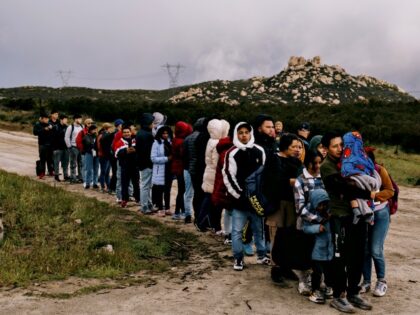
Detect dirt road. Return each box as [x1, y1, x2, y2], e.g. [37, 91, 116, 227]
[0, 130, 419, 314]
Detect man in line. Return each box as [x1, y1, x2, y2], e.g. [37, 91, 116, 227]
[51, 114, 69, 182]
[33, 112, 54, 179]
[65, 114, 84, 183]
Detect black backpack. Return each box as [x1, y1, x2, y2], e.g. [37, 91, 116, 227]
[245, 165, 275, 217]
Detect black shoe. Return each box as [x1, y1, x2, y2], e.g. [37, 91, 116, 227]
[271, 266, 285, 285]
[184, 215, 192, 224]
[347, 294, 373, 310]
[54, 175, 61, 182]
[64, 177, 71, 182]
[92, 184, 99, 189]
[85, 185, 90, 189]
[78, 178, 83, 183]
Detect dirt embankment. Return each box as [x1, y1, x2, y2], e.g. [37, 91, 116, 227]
[0, 130, 419, 315]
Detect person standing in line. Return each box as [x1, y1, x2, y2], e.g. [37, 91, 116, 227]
[97, 123, 113, 192]
[65, 114, 84, 183]
[171, 121, 193, 220]
[223, 122, 269, 271]
[136, 113, 155, 214]
[108, 119, 123, 195]
[33, 112, 54, 179]
[76, 118, 94, 185]
[51, 114, 69, 182]
[82, 124, 99, 189]
[48, 109, 60, 175]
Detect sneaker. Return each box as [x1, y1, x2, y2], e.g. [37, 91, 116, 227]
[372, 280, 387, 297]
[116, 198, 122, 204]
[347, 294, 373, 310]
[298, 281, 312, 296]
[243, 242, 254, 256]
[309, 290, 326, 304]
[141, 209, 153, 215]
[224, 234, 232, 245]
[256, 255, 270, 265]
[324, 286, 333, 299]
[184, 215, 192, 224]
[165, 210, 172, 216]
[92, 184, 99, 189]
[77, 178, 83, 183]
[54, 175, 61, 182]
[85, 185, 90, 189]
[39, 173, 45, 179]
[360, 282, 371, 294]
[215, 230, 225, 236]
[157, 210, 166, 217]
[330, 297, 356, 313]
[172, 214, 181, 220]
[233, 258, 244, 271]
[180, 213, 186, 220]
[121, 200, 128, 208]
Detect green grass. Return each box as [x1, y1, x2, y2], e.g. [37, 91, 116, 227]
[373, 145, 420, 185]
[0, 170, 200, 287]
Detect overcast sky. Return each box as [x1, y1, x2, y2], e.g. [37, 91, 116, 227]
[1, 0, 419, 96]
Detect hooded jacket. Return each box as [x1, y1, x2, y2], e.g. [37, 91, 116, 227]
[171, 121, 193, 176]
[151, 126, 172, 186]
[33, 121, 54, 146]
[222, 122, 265, 210]
[302, 189, 334, 261]
[183, 117, 207, 176]
[136, 113, 155, 170]
[115, 136, 137, 168]
[211, 136, 234, 208]
[202, 119, 230, 193]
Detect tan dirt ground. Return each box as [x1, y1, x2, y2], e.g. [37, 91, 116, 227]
[0, 130, 419, 315]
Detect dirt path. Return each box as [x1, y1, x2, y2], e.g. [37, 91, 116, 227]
[0, 130, 419, 315]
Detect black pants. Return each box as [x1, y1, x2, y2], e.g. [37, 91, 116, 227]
[312, 260, 334, 291]
[109, 156, 118, 191]
[38, 145, 54, 175]
[152, 179, 172, 210]
[191, 173, 205, 222]
[330, 216, 367, 298]
[175, 174, 185, 214]
[121, 165, 140, 202]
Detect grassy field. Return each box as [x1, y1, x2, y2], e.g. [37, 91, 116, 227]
[374, 145, 420, 185]
[0, 170, 201, 287]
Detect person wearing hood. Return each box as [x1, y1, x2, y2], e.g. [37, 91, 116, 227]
[254, 114, 277, 155]
[151, 125, 173, 216]
[197, 119, 230, 231]
[171, 121, 193, 220]
[302, 189, 334, 305]
[309, 135, 327, 159]
[183, 117, 210, 224]
[136, 113, 155, 214]
[222, 122, 269, 271]
[152, 112, 167, 137]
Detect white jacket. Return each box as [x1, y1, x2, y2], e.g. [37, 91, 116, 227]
[202, 119, 230, 193]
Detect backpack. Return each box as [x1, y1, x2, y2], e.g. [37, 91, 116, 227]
[375, 164, 399, 215]
[388, 174, 399, 215]
[245, 165, 275, 217]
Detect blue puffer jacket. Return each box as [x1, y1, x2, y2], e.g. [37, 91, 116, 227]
[302, 189, 334, 261]
[151, 140, 169, 185]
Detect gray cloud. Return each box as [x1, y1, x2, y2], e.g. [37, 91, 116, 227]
[1, 0, 419, 96]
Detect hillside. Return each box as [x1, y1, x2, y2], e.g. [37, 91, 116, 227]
[169, 56, 415, 105]
[0, 56, 415, 106]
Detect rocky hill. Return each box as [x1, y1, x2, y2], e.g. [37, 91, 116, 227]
[169, 56, 415, 106]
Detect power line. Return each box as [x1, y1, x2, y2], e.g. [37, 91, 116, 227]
[161, 63, 185, 89]
[56, 70, 73, 87]
[72, 71, 164, 81]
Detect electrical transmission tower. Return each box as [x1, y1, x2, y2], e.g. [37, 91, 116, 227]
[56, 70, 73, 87]
[161, 63, 185, 89]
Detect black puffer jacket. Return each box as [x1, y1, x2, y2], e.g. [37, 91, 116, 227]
[183, 117, 207, 176]
[136, 126, 154, 170]
[51, 123, 68, 150]
[33, 121, 53, 146]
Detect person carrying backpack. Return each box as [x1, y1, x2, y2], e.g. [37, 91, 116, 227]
[360, 147, 395, 297]
[64, 114, 84, 183]
[222, 122, 269, 271]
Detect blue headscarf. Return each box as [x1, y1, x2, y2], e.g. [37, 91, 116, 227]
[341, 131, 374, 177]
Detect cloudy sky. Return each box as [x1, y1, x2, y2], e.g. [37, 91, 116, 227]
[1, 0, 419, 96]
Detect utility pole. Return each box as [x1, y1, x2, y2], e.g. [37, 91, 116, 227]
[161, 63, 185, 89]
[56, 70, 73, 87]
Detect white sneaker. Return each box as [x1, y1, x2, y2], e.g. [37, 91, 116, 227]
[373, 280, 387, 297]
[360, 282, 371, 294]
[298, 281, 312, 296]
[233, 259, 244, 271]
[256, 255, 270, 265]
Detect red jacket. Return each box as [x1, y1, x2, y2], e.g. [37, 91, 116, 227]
[211, 136, 234, 209]
[171, 121, 193, 176]
[76, 126, 88, 153]
[112, 130, 123, 154]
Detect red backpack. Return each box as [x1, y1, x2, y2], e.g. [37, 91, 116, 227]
[375, 164, 399, 215]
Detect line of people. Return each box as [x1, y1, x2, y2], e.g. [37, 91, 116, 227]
[33, 110, 395, 313]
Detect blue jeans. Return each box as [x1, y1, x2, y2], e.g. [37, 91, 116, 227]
[81, 154, 86, 183]
[140, 168, 153, 212]
[224, 209, 233, 234]
[363, 205, 390, 282]
[183, 170, 194, 217]
[69, 147, 82, 180]
[53, 149, 69, 178]
[232, 208, 266, 260]
[84, 153, 99, 186]
[99, 157, 111, 189]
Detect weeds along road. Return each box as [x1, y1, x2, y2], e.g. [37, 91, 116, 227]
[0, 129, 420, 315]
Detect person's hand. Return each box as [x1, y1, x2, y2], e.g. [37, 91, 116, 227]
[319, 225, 325, 233]
[167, 155, 173, 161]
[370, 191, 376, 199]
[127, 147, 135, 154]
